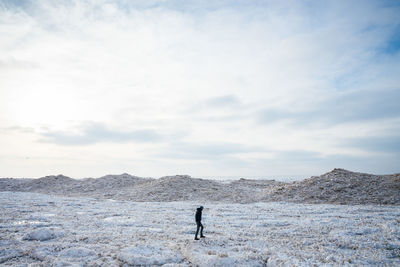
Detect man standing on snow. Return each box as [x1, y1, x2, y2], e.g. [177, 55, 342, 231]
[195, 206, 205, 240]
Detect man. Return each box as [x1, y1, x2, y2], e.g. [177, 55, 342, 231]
[195, 206, 205, 240]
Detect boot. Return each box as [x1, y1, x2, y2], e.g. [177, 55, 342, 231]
[195, 237, 200, 240]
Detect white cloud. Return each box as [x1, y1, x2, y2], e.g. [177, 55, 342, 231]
[0, 0, 399, 177]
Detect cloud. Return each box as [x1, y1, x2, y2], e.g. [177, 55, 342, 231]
[203, 95, 240, 107]
[343, 135, 400, 154]
[381, 23, 400, 55]
[0, 126, 34, 134]
[40, 123, 164, 145]
[257, 87, 400, 126]
[186, 94, 247, 122]
[159, 141, 264, 160]
[0, 58, 37, 69]
[0, 0, 400, 177]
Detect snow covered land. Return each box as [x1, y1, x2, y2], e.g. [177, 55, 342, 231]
[1, 169, 399, 266]
[1, 169, 399, 205]
[1, 192, 399, 266]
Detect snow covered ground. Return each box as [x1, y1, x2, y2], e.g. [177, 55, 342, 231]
[1, 192, 399, 266]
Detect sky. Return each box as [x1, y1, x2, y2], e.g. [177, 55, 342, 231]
[0, 0, 400, 179]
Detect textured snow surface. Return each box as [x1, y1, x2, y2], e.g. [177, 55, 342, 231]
[1, 169, 399, 204]
[1, 192, 399, 266]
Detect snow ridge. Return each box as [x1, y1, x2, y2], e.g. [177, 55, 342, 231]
[1, 169, 399, 204]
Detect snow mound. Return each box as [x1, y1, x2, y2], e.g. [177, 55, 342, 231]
[262, 168, 400, 204]
[118, 245, 183, 265]
[1, 169, 399, 204]
[23, 228, 57, 241]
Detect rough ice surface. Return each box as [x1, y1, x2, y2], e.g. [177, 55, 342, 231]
[1, 192, 399, 266]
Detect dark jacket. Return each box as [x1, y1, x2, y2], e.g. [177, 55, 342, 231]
[195, 208, 202, 222]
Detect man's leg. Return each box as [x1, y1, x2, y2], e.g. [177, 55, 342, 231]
[200, 222, 205, 237]
[195, 222, 200, 240]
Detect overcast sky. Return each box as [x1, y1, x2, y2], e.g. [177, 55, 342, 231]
[1, 0, 399, 179]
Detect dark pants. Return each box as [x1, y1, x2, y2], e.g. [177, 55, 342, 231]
[195, 221, 203, 238]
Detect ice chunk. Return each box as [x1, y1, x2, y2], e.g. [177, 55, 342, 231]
[0, 248, 23, 264]
[31, 246, 55, 261]
[23, 228, 56, 241]
[53, 261, 83, 267]
[118, 245, 183, 265]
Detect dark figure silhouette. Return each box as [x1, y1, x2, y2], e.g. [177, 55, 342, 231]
[195, 206, 205, 240]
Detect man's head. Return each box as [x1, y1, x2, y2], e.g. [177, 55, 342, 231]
[199, 206, 204, 210]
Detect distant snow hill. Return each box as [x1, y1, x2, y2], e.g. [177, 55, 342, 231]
[1, 169, 399, 205]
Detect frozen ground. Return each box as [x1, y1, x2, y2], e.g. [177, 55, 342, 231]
[1, 192, 399, 266]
